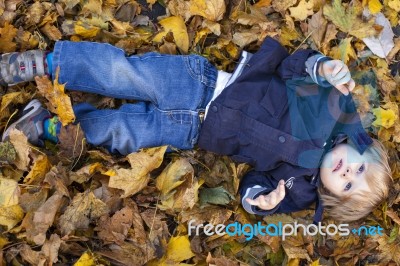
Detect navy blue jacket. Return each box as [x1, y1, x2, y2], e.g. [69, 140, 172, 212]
[198, 37, 372, 222]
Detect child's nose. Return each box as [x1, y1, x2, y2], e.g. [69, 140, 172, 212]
[341, 167, 352, 178]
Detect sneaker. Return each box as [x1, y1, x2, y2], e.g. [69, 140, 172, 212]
[0, 50, 47, 86]
[2, 99, 51, 146]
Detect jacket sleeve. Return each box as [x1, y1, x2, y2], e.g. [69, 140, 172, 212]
[239, 170, 282, 215]
[276, 49, 333, 83]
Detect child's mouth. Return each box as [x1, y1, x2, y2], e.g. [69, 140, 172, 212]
[333, 159, 342, 172]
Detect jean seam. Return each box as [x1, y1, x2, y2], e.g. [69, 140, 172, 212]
[76, 109, 155, 121]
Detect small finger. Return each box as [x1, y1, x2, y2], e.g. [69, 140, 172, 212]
[245, 198, 259, 206]
[332, 62, 344, 77]
[336, 71, 351, 85]
[347, 79, 356, 91]
[335, 84, 349, 96]
[278, 181, 286, 200]
[269, 191, 277, 206]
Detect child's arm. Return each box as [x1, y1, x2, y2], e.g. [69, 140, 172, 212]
[277, 49, 355, 95]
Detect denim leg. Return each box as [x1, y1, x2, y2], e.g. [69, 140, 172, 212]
[73, 102, 202, 154]
[53, 41, 218, 154]
[52, 41, 216, 110]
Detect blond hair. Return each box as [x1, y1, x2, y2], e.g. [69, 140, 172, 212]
[318, 138, 393, 222]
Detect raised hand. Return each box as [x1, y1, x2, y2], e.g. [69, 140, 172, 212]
[245, 180, 286, 211]
[319, 60, 355, 96]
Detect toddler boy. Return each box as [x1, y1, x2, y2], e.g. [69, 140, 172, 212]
[1, 37, 392, 223]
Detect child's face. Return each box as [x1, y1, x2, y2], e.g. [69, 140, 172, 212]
[320, 143, 371, 197]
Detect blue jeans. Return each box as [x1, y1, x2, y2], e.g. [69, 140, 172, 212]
[52, 41, 217, 154]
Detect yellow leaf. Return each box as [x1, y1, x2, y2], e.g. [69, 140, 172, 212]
[0, 236, 9, 249]
[165, 235, 195, 262]
[24, 155, 51, 185]
[323, 0, 376, 39]
[74, 251, 96, 266]
[368, 0, 382, 14]
[0, 177, 19, 207]
[193, 28, 211, 46]
[289, 0, 314, 21]
[9, 129, 31, 171]
[310, 259, 320, 266]
[110, 19, 134, 37]
[0, 204, 24, 230]
[190, 0, 226, 21]
[0, 22, 17, 52]
[156, 158, 193, 196]
[74, 20, 100, 38]
[109, 146, 167, 197]
[280, 25, 300, 46]
[35, 68, 75, 126]
[153, 16, 189, 53]
[388, 0, 400, 12]
[329, 37, 356, 64]
[0, 92, 27, 113]
[372, 105, 398, 129]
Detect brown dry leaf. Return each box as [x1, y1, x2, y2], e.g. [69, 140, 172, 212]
[19, 188, 48, 213]
[43, 165, 70, 197]
[0, 22, 17, 52]
[96, 205, 133, 245]
[0, 177, 19, 207]
[272, 0, 297, 13]
[375, 234, 400, 264]
[110, 19, 134, 37]
[179, 205, 233, 226]
[321, 23, 338, 54]
[190, 0, 225, 22]
[41, 234, 62, 266]
[25, 1, 44, 26]
[167, 0, 191, 21]
[323, 0, 376, 39]
[58, 123, 87, 160]
[35, 69, 75, 126]
[234, 5, 271, 30]
[9, 129, 31, 171]
[308, 9, 327, 48]
[282, 242, 311, 261]
[19, 244, 46, 266]
[40, 23, 62, 41]
[206, 252, 240, 266]
[16, 29, 40, 50]
[70, 162, 105, 184]
[24, 154, 51, 185]
[58, 190, 109, 236]
[232, 28, 260, 48]
[289, 0, 314, 21]
[108, 146, 167, 197]
[26, 192, 64, 245]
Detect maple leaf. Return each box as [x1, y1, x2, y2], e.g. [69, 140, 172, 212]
[0, 22, 17, 52]
[35, 68, 75, 126]
[272, 0, 297, 13]
[23, 154, 51, 185]
[323, 0, 376, 39]
[329, 37, 357, 64]
[372, 103, 398, 129]
[190, 0, 226, 22]
[289, 0, 314, 21]
[108, 146, 167, 197]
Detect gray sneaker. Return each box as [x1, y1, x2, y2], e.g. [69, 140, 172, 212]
[0, 50, 47, 86]
[2, 99, 50, 146]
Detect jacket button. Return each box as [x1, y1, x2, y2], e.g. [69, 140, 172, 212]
[212, 106, 218, 112]
[278, 136, 286, 143]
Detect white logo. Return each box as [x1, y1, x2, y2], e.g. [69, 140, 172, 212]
[285, 177, 295, 189]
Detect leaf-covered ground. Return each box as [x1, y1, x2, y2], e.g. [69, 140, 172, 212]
[0, 0, 400, 265]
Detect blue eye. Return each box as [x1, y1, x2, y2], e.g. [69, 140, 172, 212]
[344, 182, 352, 191]
[357, 164, 365, 174]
